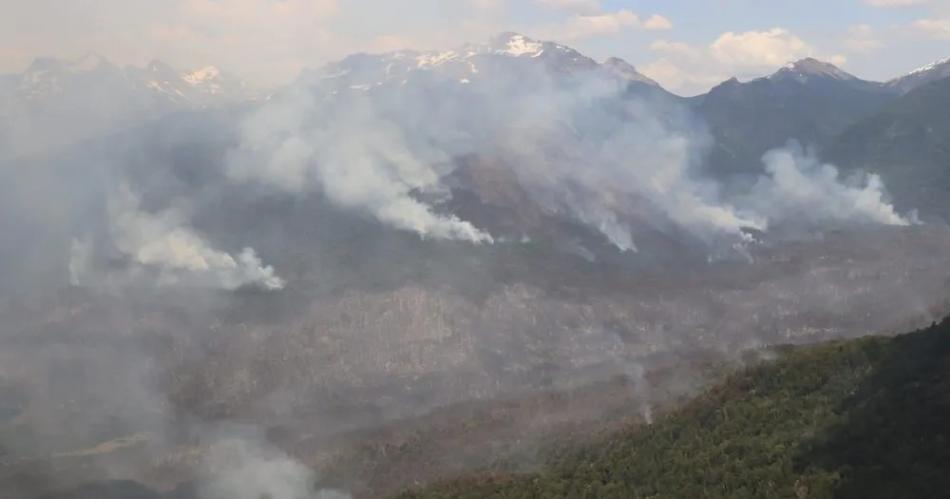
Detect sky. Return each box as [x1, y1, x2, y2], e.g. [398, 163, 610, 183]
[1, 0, 948, 95]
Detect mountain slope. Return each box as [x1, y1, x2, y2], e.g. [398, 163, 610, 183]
[827, 74, 950, 221]
[696, 58, 895, 178]
[886, 57, 950, 95]
[401, 318, 950, 499]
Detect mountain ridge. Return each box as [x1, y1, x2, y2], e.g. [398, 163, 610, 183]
[886, 57, 950, 95]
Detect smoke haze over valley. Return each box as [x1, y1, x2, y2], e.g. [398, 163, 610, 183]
[3, 3, 950, 497]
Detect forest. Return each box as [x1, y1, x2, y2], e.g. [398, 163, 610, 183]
[401, 318, 950, 498]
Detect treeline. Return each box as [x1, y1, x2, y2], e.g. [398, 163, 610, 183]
[399, 319, 950, 498]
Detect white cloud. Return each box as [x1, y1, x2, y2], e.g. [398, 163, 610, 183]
[469, 0, 506, 11]
[536, 0, 601, 15]
[844, 24, 884, 52]
[642, 40, 726, 92]
[710, 28, 811, 68]
[559, 9, 641, 39]
[650, 40, 701, 59]
[866, 0, 931, 7]
[533, 0, 671, 40]
[640, 58, 727, 97]
[149, 0, 340, 86]
[642, 28, 849, 95]
[644, 14, 673, 30]
[912, 17, 950, 39]
[538, 9, 671, 41]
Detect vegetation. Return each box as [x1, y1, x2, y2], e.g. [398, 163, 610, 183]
[400, 319, 950, 498]
[829, 75, 950, 220]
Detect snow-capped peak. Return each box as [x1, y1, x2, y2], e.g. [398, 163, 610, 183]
[492, 32, 545, 57]
[906, 57, 950, 77]
[303, 33, 614, 93]
[183, 66, 222, 86]
[415, 50, 461, 68]
[69, 52, 109, 72]
[771, 58, 856, 82]
[886, 56, 950, 94]
[133, 60, 250, 103]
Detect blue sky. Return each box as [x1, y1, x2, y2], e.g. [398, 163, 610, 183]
[1, 0, 948, 95]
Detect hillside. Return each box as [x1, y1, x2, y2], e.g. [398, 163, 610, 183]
[828, 75, 950, 221]
[400, 318, 950, 498]
[696, 59, 894, 179]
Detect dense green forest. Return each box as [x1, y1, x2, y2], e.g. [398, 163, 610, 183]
[400, 319, 950, 499]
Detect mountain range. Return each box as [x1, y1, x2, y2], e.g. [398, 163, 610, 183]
[0, 53, 253, 156]
[4, 33, 949, 216]
[2, 32, 950, 499]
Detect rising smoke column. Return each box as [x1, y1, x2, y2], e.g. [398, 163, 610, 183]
[741, 142, 913, 228]
[71, 185, 285, 290]
[491, 73, 763, 250]
[227, 87, 492, 244]
[200, 433, 350, 499]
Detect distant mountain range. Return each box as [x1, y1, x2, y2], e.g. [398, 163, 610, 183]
[299, 33, 662, 90]
[0, 54, 253, 156]
[5, 32, 950, 246]
[4, 33, 947, 169]
[290, 33, 950, 220]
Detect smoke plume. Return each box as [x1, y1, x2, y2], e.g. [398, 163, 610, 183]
[72, 185, 286, 290]
[227, 88, 493, 243]
[200, 434, 350, 499]
[226, 50, 912, 255]
[743, 143, 913, 228]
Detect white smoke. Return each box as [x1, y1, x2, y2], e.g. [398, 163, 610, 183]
[496, 77, 762, 251]
[200, 436, 350, 499]
[228, 89, 493, 244]
[743, 143, 913, 228]
[100, 185, 285, 290]
[226, 45, 911, 253]
[490, 84, 911, 248]
[68, 237, 93, 286]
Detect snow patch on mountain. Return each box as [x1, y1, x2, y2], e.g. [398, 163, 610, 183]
[495, 33, 544, 57]
[303, 32, 656, 94]
[887, 56, 950, 94]
[70, 53, 109, 72]
[907, 57, 950, 76]
[770, 58, 857, 83]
